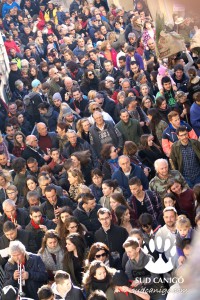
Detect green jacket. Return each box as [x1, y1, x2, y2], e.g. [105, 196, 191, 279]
[170, 139, 200, 173]
[115, 119, 142, 145]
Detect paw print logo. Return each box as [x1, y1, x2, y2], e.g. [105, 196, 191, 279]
[143, 236, 176, 274]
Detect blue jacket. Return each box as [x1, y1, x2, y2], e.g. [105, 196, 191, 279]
[2, 2, 20, 17]
[190, 102, 200, 137]
[162, 121, 193, 143]
[4, 253, 48, 300]
[112, 163, 149, 198]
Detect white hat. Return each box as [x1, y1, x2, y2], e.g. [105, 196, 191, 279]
[175, 17, 185, 25]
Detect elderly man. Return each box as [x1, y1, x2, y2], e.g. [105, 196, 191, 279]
[62, 130, 98, 167]
[36, 122, 59, 153]
[4, 240, 48, 300]
[112, 155, 149, 198]
[0, 199, 30, 236]
[22, 135, 50, 166]
[149, 158, 188, 199]
[89, 111, 123, 157]
[60, 76, 78, 101]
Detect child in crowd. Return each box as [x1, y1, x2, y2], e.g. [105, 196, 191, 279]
[176, 215, 193, 266]
[157, 65, 177, 94]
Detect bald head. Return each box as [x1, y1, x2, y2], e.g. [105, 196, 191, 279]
[36, 123, 48, 136]
[26, 135, 38, 147]
[64, 76, 73, 90]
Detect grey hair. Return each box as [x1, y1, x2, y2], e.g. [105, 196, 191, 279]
[27, 190, 40, 201]
[121, 78, 130, 85]
[2, 199, 15, 210]
[118, 155, 130, 163]
[154, 159, 168, 172]
[9, 240, 26, 255]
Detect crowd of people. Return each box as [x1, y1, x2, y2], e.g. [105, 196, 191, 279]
[0, 0, 199, 299]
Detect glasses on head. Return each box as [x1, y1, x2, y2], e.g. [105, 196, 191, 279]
[111, 148, 117, 152]
[88, 72, 94, 76]
[95, 252, 107, 258]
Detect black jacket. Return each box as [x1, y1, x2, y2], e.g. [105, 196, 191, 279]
[22, 146, 46, 167]
[73, 202, 101, 233]
[25, 218, 56, 251]
[0, 229, 36, 267]
[53, 283, 85, 300]
[40, 196, 76, 220]
[4, 253, 48, 300]
[95, 224, 128, 258]
[8, 69, 21, 92]
[62, 137, 98, 167]
[0, 208, 30, 237]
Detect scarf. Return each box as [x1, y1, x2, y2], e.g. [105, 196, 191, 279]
[40, 245, 63, 271]
[31, 217, 44, 229]
[91, 276, 110, 293]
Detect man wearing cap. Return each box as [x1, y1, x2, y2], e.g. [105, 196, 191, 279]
[8, 60, 21, 93]
[52, 92, 62, 113]
[23, 79, 44, 125]
[1, 285, 18, 300]
[4, 240, 48, 300]
[89, 17, 100, 42]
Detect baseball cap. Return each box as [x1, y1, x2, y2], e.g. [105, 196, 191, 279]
[10, 60, 17, 65]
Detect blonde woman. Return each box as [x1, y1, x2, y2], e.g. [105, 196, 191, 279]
[76, 118, 91, 144]
[67, 168, 85, 201]
[0, 170, 12, 202]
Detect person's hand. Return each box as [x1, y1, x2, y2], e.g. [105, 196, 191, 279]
[178, 255, 185, 266]
[43, 155, 50, 161]
[54, 206, 61, 216]
[182, 108, 187, 115]
[13, 270, 20, 280]
[22, 271, 29, 280]
[16, 224, 22, 230]
[130, 280, 141, 288]
[159, 88, 164, 95]
[75, 107, 80, 114]
[172, 85, 177, 91]
[39, 225, 47, 232]
[7, 161, 11, 167]
[140, 121, 145, 127]
[144, 167, 149, 177]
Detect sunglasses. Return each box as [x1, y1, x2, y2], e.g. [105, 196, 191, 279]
[93, 107, 100, 111]
[88, 72, 94, 76]
[95, 252, 107, 258]
[142, 224, 151, 228]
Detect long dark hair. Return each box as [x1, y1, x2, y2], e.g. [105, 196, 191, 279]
[115, 205, 128, 226]
[64, 233, 85, 263]
[147, 108, 163, 137]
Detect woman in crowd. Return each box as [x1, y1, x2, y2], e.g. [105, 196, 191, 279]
[24, 175, 39, 197]
[167, 178, 195, 225]
[80, 70, 100, 95]
[115, 205, 135, 234]
[138, 134, 165, 177]
[141, 96, 153, 114]
[155, 96, 171, 124]
[55, 207, 73, 240]
[142, 20, 155, 48]
[100, 179, 121, 209]
[100, 143, 120, 180]
[88, 102, 114, 124]
[147, 108, 168, 146]
[70, 151, 93, 185]
[0, 170, 12, 206]
[77, 118, 92, 144]
[87, 242, 121, 269]
[67, 168, 85, 201]
[38, 230, 64, 281]
[63, 233, 86, 287]
[12, 131, 26, 157]
[100, 40, 118, 67]
[193, 183, 200, 216]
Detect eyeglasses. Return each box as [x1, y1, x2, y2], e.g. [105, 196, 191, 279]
[95, 252, 107, 258]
